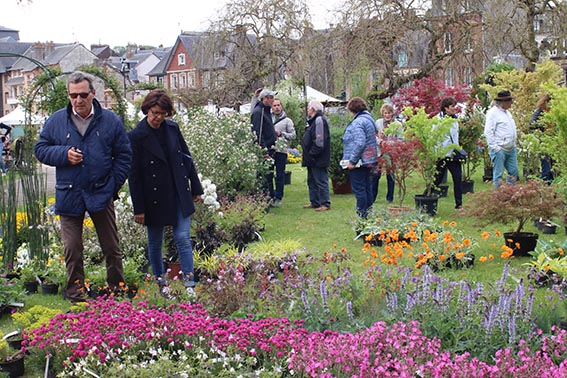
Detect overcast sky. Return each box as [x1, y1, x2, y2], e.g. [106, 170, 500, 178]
[3, 0, 340, 48]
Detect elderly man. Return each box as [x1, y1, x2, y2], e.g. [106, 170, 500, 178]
[484, 90, 519, 187]
[251, 88, 277, 201]
[35, 71, 131, 302]
[302, 100, 331, 211]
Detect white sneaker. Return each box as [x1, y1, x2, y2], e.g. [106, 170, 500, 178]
[185, 286, 196, 298]
[160, 285, 175, 299]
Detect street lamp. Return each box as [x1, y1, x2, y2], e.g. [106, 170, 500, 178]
[120, 58, 132, 99]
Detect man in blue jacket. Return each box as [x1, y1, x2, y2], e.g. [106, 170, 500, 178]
[35, 71, 132, 303]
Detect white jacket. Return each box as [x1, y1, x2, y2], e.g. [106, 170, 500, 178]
[484, 105, 517, 152]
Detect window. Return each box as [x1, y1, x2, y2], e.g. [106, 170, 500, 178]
[202, 71, 211, 87]
[158, 77, 164, 85]
[170, 73, 178, 89]
[444, 32, 452, 53]
[178, 53, 186, 66]
[445, 67, 454, 87]
[188, 71, 196, 88]
[465, 35, 473, 53]
[180, 73, 186, 89]
[464, 67, 473, 86]
[398, 52, 407, 68]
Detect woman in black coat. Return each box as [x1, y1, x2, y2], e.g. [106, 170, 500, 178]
[128, 90, 203, 297]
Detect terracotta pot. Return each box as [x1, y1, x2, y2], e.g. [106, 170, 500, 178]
[387, 206, 414, 216]
[503, 232, 538, 257]
[331, 178, 352, 195]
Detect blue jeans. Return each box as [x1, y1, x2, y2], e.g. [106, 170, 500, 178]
[273, 152, 287, 200]
[146, 206, 195, 287]
[307, 166, 331, 208]
[372, 171, 394, 203]
[349, 167, 374, 218]
[489, 147, 519, 188]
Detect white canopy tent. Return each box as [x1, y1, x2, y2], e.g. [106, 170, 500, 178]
[0, 105, 44, 126]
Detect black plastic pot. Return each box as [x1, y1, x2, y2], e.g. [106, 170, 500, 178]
[503, 232, 538, 257]
[414, 195, 439, 216]
[461, 180, 474, 194]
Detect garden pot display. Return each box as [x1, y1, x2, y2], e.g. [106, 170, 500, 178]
[41, 283, 59, 295]
[438, 184, 449, 198]
[331, 179, 352, 195]
[23, 281, 38, 294]
[461, 180, 474, 194]
[5, 332, 23, 351]
[284, 171, 291, 185]
[0, 351, 24, 378]
[503, 232, 538, 257]
[414, 195, 439, 216]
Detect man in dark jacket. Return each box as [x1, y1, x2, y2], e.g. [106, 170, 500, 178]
[302, 100, 331, 211]
[251, 88, 277, 201]
[35, 71, 132, 303]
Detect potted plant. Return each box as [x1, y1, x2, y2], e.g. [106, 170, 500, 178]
[377, 136, 421, 211]
[328, 127, 351, 194]
[402, 107, 458, 215]
[0, 333, 24, 378]
[0, 277, 25, 315]
[460, 105, 485, 193]
[40, 257, 66, 295]
[464, 179, 565, 256]
[19, 264, 40, 294]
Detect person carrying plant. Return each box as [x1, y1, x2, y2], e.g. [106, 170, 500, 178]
[271, 98, 296, 207]
[484, 90, 519, 187]
[432, 97, 463, 210]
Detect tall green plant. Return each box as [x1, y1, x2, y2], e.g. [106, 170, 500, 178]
[18, 165, 50, 263]
[401, 107, 458, 196]
[0, 172, 18, 271]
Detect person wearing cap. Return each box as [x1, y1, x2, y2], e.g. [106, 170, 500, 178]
[484, 90, 519, 187]
[251, 88, 278, 200]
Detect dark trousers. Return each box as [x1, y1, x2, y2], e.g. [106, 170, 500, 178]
[349, 167, 374, 218]
[433, 158, 462, 208]
[60, 201, 125, 300]
[273, 152, 287, 200]
[307, 166, 331, 208]
[372, 171, 394, 203]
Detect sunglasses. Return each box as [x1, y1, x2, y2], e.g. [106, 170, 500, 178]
[69, 92, 91, 99]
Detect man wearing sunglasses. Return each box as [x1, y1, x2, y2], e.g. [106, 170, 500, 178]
[35, 71, 132, 303]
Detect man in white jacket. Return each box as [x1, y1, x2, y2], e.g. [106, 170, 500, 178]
[484, 90, 519, 187]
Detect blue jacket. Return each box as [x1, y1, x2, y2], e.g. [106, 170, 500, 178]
[342, 110, 378, 166]
[127, 118, 203, 226]
[34, 99, 131, 216]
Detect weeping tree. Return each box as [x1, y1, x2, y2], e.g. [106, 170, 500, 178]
[200, 0, 313, 107]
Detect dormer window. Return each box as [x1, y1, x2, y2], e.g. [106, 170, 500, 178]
[178, 53, 186, 66]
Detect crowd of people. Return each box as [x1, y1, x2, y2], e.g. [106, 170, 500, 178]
[34, 70, 539, 302]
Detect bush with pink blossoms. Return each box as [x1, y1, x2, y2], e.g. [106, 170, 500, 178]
[21, 298, 567, 377]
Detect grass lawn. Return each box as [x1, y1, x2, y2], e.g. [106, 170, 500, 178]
[262, 163, 565, 281]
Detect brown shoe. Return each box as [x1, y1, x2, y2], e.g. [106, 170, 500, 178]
[315, 206, 330, 211]
[303, 204, 315, 209]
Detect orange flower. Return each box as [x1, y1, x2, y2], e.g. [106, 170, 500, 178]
[463, 239, 471, 246]
[479, 256, 487, 263]
[488, 254, 494, 261]
[455, 252, 465, 260]
[449, 221, 457, 227]
[494, 230, 502, 237]
[341, 247, 347, 253]
[365, 234, 373, 241]
[481, 232, 490, 240]
[333, 244, 337, 248]
[442, 220, 449, 226]
[439, 254, 446, 261]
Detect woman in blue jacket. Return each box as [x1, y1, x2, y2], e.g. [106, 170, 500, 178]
[342, 97, 378, 218]
[128, 90, 203, 298]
